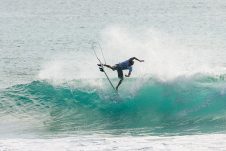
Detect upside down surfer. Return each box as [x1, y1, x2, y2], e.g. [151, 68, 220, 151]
[98, 57, 144, 91]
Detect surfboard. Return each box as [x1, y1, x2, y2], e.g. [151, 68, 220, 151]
[92, 42, 117, 92]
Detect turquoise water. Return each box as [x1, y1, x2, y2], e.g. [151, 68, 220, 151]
[1, 75, 226, 136]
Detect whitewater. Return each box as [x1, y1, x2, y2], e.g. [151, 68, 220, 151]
[1, 0, 226, 150]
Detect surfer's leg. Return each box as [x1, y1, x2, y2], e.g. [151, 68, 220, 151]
[98, 64, 114, 70]
[104, 64, 114, 70]
[116, 79, 123, 91]
[116, 68, 123, 90]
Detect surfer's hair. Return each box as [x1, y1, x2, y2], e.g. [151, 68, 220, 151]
[129, 59, 134, 66]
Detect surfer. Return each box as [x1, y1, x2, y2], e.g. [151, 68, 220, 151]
[98, 57, 144, 91]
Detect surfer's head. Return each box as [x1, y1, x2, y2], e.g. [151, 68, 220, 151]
[129, 59, 134, 66]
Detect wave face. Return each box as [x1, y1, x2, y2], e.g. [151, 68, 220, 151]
[1, 75, 226, 136]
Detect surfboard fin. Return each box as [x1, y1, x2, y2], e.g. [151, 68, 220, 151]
[99, 67, 104, 72]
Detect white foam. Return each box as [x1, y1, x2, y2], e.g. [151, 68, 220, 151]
[1, 134, 226, 151]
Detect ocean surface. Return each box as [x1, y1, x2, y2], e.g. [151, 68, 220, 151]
[1, 0, 226, 150]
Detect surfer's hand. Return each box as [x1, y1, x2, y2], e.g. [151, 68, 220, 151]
[140, 60, 144, 62]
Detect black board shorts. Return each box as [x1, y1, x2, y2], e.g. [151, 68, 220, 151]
[112, 64, 123, 80]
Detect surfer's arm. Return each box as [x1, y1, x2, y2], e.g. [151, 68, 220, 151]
[125, 67, 132, 77]
[131, 57, 144, 62]
[125, 71, 131, 77]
